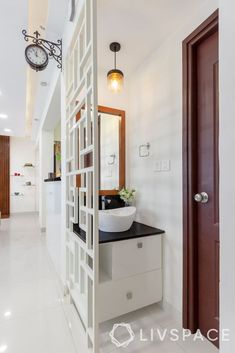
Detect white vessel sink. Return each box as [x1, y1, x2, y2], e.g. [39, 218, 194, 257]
[99, 206, 136, 233]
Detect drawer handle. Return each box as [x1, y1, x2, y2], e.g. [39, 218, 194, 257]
[126, 292, 133, 300]
[137, 242, 143, 249]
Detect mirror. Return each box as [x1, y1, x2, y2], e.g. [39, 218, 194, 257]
[98, 106, 125, 195]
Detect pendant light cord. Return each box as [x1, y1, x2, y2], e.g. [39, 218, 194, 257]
[114, 50, 117, 70]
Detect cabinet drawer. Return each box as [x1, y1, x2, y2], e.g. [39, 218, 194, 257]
[112, 235, 162, 280]
[99, 269, 162, 322]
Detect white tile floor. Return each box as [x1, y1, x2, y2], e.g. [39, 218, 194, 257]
[0, 213, 218, 353]
[0, 213, 85, 353]
[99, 304, 219, 353]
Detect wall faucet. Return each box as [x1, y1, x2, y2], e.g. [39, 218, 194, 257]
[101, 196, 106, 210]
[101, 196, 111, 210]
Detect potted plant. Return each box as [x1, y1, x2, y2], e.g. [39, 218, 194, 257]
[119, 188, 136, 206]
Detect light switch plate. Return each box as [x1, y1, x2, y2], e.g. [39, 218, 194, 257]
[161, 160, 171, 171]
[155, 160, 162, 172]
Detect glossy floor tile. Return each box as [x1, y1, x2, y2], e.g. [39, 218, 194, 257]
[99, 303, 219, 353]
[0, 306, 77, 353]
[0, 213, 218, 353]
[0, 213, 78, 353]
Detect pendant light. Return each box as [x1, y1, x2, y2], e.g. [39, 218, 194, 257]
[107, 42, 124, 93]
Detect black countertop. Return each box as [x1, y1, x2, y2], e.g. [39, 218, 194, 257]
[44, 177, 61, 182]
[99, 221, 164, 243]
[73, 221, 165, 244]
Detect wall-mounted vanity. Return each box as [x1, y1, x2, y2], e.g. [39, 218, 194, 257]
[72, 105, 164, 323]
[98, 223, 164, 322]
[97, 107, 164, 322]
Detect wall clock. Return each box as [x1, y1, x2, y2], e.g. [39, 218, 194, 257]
[22, 30, 62, 71]
[25, 44, 49, 72]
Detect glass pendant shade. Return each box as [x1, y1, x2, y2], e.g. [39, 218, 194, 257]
[107, 69, 124, 93]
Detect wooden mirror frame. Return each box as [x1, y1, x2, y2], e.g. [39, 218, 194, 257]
[98, 105, 125, 196]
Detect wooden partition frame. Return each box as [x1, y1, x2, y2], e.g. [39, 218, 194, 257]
[98, 105, 125, 196]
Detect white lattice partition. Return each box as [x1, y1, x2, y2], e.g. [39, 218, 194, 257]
[64, 0, 98, 351]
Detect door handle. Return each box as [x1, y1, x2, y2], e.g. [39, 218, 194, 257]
[194, 192, 209, 204]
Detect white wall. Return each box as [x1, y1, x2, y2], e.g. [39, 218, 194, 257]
[220, 0, 235, 350]
[54, 121, 61, 141]
[126, 0, 218, 314]
[37, 78, 62, 230]
[10, 137, 36, 213]
[39, 130, 54, 229]
[35, 144, 39, 212]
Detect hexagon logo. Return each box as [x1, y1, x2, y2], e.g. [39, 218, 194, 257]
[109, 323, 135, 348]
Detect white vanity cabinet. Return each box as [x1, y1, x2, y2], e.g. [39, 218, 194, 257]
[99, 234, 163, 322]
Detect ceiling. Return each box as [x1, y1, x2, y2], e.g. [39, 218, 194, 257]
[0, 1, 28, 137]
[0, 0, 210, 139]
[97, 0, 208, 77]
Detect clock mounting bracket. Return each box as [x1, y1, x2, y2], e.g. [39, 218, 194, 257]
[22, 30, 62, 71]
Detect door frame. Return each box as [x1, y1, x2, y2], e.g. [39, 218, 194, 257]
[0, 136, 10, 218]
[182, 9, 219, 331]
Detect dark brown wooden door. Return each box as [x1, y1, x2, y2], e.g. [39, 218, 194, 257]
[196, 30, 219, 344]
[183, 10, 219, 349]
[0, 136, 10, 218]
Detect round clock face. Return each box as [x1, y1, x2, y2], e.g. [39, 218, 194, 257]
[25, 44, 48, 71]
